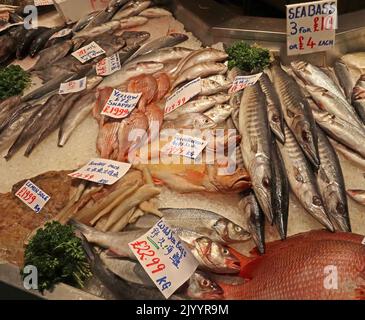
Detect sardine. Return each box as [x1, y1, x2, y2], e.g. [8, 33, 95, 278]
[204, 104, 234, 124]
[329, 137, 365, 170]
[352, 74, 365, 124]
[347, 190, 365, 206]
[271, 62, 320, 168]
[334, 59, 354, 103]
[171, 62, 228, 90]
[98, 61, 164, 89]
[239, 83, 274, 223]
[112, 0, 151, 20]
[125, 33, 188, 64]
[58, 90, 96, 147]
[29, 27, 62, 57]
[139, 7, 172, 18]
[278, 124, 334, 231]
[271, 137, 289, 239]
[240, 193, 265, 254]
[316, 126, 350, 232]
[259, 72, 285, 144]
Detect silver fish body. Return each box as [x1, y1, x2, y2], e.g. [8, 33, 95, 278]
[204, 104, 234, 124]
[239, 83, 274, 223]
[139, 7, 172, 18]
[316, 126, 350, 232]
[73, 20, 120, 39]
[200, 77, 231, 96]
[334, 59, 354, 103]
[278, 124, 334, 231]
[162, 112, 217, 130]
[352, 74, 365, 124]
[119, 16, 148, 29]
[113, 0, 151, 20]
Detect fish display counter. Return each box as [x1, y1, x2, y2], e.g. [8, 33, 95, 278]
[0, 0, 364, 301]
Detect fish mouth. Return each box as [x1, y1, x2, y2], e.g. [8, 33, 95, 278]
[225, 258, 241, 271]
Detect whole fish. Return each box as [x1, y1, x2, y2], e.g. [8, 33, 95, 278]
[112, 0, 151, 20]
[0, 101, 33, 135]
[334, 59, 354, 103]
[278, 125, 334, 231]
[271, 137, 289, 239]
[239, 83, 274, 223]
[204, 104, 234, 124]
[31, 40, 73, 71]
[171, 62, 228, 90]
[120, 30, 150, 47]
[72, 11, 99, 33]
[16, 27, 49, 59]
[311, 108, 365, 158]
[58, 90, 96, 147]
[291, 60, 347, 103]
[125, 46, 192, 66]
[162, 112, 216, 129]
[99, 61, 164, 88]
[164, 96, 217, 121]
[271, 62, 320, 168]
[347, 189, 365, 206]
[0, 96, 21, 125]
[119, 16, 148, 29]
[134, 208, 250, 244]
[125, 33, 188, 64]
[316, 126, 350, 232]
[172, 48, 228, 77]
[259, 72, 285, 144]
[29, 27, 62, 57]
[218, 230, 365, 300]
[329, 137, 365, 170]
[73, 20, 120, 39]
[200, 78, 231, 96]
[139, 7, 172, 18]
[352, 74, 365, 124]
[340, 52, 365, 83]
[306, 85, 364, 131]
[239, 193, 265, 254]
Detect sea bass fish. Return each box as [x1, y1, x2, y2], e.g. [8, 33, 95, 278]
[271, 62, 319, 168]
[239, 83, 274, 223]
[218, 230, 365, 300]
[334, 59, 354, 103]
[278, 125, 334, 231]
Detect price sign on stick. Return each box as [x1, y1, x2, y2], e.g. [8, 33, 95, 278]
[286, 0, 337, 55]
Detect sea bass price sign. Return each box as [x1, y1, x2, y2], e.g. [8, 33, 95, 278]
[129, 219, 199, 299]
[286, 0, 337, 55]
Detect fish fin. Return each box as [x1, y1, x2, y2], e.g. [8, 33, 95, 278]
[228, 247, 257, 279]
[106, 248, 123, 257]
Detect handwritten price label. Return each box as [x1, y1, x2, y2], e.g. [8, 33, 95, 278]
[96, 54, 121, 76]
[128, 219, 199, 299]
[68, 158, 131, 185]
[71, 41, 105, 64]
[286, 0, 337, 55]
[229, 73, 263, 94]
[15, 180, 50, 213]
[164, 78, 201, 115]
[161, 133, 207, 160]
[49, 28, 72, 40]
[34, 0, 54, 6]
[101, 89, 141, 119]
[59, 77, 87, 94]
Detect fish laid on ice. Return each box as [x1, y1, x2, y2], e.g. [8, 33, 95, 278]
[119, 16, 148, 29]
[200, 77, 231, 96]
[271, 62, 320, 168]
[278, 124, 334, 231]
[352, 74, 365, 124]
[239, 83, 274, 223]
[334, 59, 354, 103]
[73, 20, 120, 39]
[113, 0, 151, 20]
[347, 189, 365, 206]
[139, 7, 172, 18]
[204, 104, 234, 124]
[72, 11, 100, 33]
[162, 112, 217, 129]
[171, 62, 228, 90]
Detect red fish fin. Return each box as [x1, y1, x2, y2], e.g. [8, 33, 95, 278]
[228, 247, 258, 279]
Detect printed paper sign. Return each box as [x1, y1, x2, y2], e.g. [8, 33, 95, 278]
[128, 219, 199, 299]
[34, 0, 54, 6]
[59, 77, 87, 94]
[164, 78, 201, 115]
[68, 159, 131, 185]
[161, 133, 208, 159]
[15, 180, 50, 214]
[96, 54, 121, 76]
[49, 28, 72, 40]
[286, 0, 337, 56]
[101, 89, 141, 119]
[228, 73, 263, 94]
[72, 41, 105, 63]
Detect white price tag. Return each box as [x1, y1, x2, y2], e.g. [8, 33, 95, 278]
[164, 78, 201, 115]
[15, 180, 50, 214]
[71, 41, 105, 64]
[59, 77, 87, 94]
[34, 0, 54, 6]
[100, 89, 141, 119]
[286, 0, 337, 56]
[68, 159, 131, 185]
[128, 219, 199, 299]
[49, 28, 72, 40]
[228, 73, 263, 94]
[96, 54, 121, 76]
[161, 133, 208, 159]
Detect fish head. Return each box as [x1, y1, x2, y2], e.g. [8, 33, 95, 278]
[213, 218, 251, 243]
[193, 114, 217, 129]
[169, 33, 189, 42]
[324, 188, 350, 232]
[186, 271, 224, 300]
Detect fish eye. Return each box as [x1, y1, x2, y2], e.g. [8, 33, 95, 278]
[262, 177, 270, 188]
[222, 248, 229, 255]
[312, 196, 322, 206]
[201, 279, 210, 287]
[336, 203, 345, 214]
[272, 114, 280, 123]
[234, 226, 242, 232]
